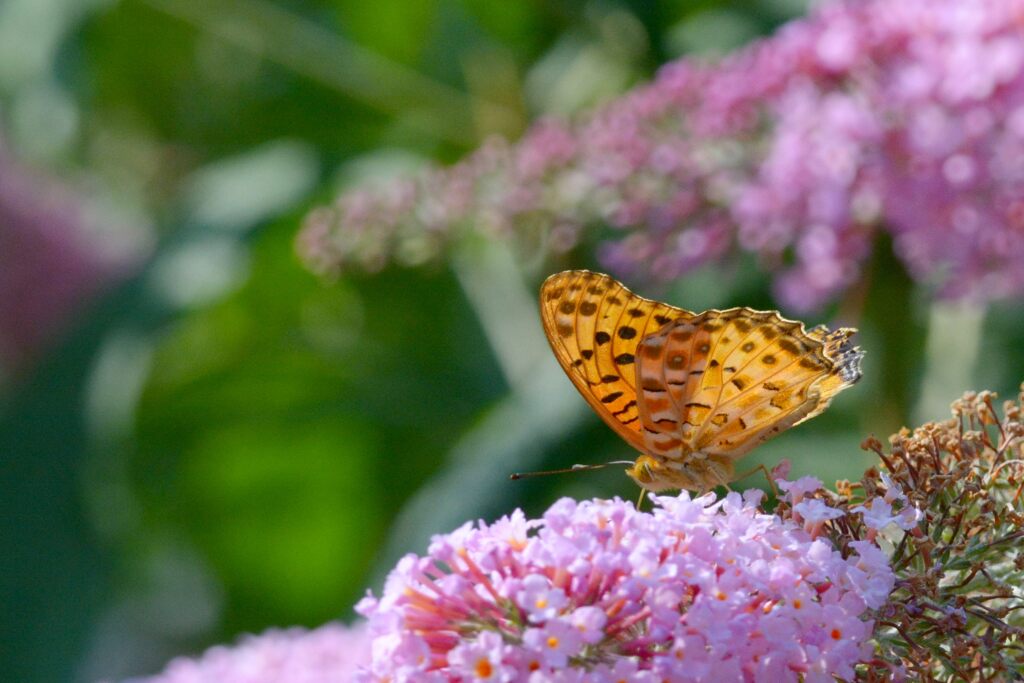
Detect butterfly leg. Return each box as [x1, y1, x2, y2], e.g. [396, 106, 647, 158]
[635, 487, 647, 511]
[692, 455, 732, 495]
[733, 463, 780, 497]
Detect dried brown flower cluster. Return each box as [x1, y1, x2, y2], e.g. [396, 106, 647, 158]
[765, 386, 1024, 680]
[839, 387, 1024, 681]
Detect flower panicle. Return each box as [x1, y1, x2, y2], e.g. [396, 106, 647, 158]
[123, 622, 373, 682]
[355, 489, 895, 682]
[299, 0, 1024, 312]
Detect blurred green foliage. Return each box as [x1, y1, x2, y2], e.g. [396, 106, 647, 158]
[129, 221, 507, 632]
[2, 1, 1021, 682]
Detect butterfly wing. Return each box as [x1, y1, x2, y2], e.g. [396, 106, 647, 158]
[798, 326, 864, 423]
[540, 270, 695, 451]
[635, 309, 862, 462]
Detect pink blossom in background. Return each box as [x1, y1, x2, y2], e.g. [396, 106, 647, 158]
[299, 0, 1024, 312]
[354, 491, 894, 682]
[129, 621, 371, 683]
[0, 148, 132, 375]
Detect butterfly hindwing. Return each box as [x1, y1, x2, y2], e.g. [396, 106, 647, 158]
[636, 308, 860, 461]
[800, 327, 863, 422]
[540, 270, 694, 450]
[634, 314, 714, 457]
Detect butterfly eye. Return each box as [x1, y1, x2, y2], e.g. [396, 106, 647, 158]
[628, 455, 667, 484]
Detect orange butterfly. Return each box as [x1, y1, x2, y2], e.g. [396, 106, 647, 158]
[540, 270, 864, 492]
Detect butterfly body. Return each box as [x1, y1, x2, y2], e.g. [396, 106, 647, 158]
[540, 270, 864, 492]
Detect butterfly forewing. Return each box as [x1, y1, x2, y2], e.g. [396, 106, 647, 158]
[540, 271, 694, 449]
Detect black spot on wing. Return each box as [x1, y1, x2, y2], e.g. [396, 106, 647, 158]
[667, 354, 687, 370]
[612, 400, 637, 417]
[778, 338, 802, 355]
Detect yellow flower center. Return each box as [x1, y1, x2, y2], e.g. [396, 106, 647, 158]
[547, 635, 560, 649]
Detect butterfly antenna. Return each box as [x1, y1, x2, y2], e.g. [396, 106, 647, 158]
[510, 461, 634, 481]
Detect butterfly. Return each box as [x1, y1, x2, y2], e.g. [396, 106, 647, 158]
[540, 270, 864, 492]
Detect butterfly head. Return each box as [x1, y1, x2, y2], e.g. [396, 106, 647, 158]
[626, 453, 735, 493]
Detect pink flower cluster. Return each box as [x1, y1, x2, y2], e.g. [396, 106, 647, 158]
[133, 621, 371, 683]
[299, 0, 1024, 311]
[851, 472, 923, 540]
[354, 490, 894, 682]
